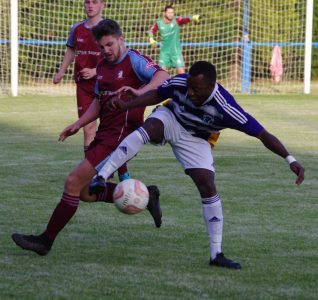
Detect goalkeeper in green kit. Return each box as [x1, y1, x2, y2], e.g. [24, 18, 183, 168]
[149, 5, 200, 74]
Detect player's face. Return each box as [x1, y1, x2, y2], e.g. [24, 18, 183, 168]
[187, 74, 215, 106]
[98, 35, 126, 63]
[84, 0, 104, 18]
[164, 9, 174, 21]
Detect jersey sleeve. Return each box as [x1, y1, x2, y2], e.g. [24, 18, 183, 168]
[215, 89, 264, 136]
[149, 22, 159, 37]
[129, 50, 163, 83]
[176, 17, 191, 26]
[157, 74, 187, 99]
[66, 24, 77, 48]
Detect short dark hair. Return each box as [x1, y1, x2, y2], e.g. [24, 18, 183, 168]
[189, 61, 217, 84]
[164, 5, 174, 12]
[92, 19, 122, 41]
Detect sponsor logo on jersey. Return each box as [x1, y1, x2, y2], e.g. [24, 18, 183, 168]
[145, 61, 156, 70]
[203, 114, 215, 125]
[77, 38, 84, 42]
[97, 75, 103, 80]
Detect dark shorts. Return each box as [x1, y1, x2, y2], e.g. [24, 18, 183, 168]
[76, 80, 96, 118]
[85, 131, 131, 169]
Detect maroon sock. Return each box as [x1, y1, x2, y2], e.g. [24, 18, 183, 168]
[96, 182, 116, 203]
[118, 164, 128, 175]
[44, 192, 79, 241]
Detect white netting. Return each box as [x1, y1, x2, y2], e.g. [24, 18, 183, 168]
[0, 0, 308, 96]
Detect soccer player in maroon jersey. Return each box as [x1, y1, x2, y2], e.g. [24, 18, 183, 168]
[53, 0, 129, 180]
[12, 19, 170, 256]
[53, 0, 103, 152]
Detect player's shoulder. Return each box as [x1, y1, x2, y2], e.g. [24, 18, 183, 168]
[70, 20, 86, 31]
[163, 74, 188, 88]
[171, 73, 188, 84]
[127, 49, 154, 63]
[213, 83, 241, 110]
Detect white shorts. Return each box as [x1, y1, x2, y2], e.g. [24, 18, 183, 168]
[148, 106, 215, 172]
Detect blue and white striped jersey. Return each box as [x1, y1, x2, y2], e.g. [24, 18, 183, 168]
[157, 74, 264, 142]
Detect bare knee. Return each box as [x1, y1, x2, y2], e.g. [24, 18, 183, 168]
[186, 168, 217, 198]
[143, 118, 164, 144]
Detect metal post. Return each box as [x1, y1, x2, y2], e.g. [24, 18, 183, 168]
[304, 0, 313, 94]
[10, 0, 18, 96]
[241, 0, 251, 94]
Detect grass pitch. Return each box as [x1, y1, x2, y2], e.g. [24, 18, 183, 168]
[0, 95, 317, 299]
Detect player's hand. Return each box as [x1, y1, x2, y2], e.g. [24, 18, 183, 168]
[53, 72, 64, 84]
[116, 86, 142, 97]
[59, 123, 81, 141]
[80, 68, 96, 80]
[192, 14, 200, 23]
[106, 96, 128, 111]
[289, 161, 305, 185]
[149, 37, 157, 49]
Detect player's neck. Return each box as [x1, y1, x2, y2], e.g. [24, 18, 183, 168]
[86, 15, 102, 28]
[163, 17, 173, 24]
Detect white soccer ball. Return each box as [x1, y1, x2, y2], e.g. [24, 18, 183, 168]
[113, 179, 149, 214]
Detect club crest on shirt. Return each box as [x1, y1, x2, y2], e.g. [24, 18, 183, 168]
[203, 114, 215, 125]
[117, 70, 124, 80]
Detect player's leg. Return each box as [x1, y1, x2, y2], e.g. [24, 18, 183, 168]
[170, 126, 241, 269]
[158, 50, 170, 72]
[88, 115, 165, 227]
[11, 159, 97, 255]
[171, 52, 185, 74]
[76, 82, 97, 152]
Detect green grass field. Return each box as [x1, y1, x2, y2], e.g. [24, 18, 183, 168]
[0, 95, 317, 299]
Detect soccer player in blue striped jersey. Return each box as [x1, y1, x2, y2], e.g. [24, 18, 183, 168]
[90, 61, 305, 269]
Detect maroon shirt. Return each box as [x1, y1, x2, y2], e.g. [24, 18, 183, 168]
[67, 20, 102, 83]
[94, 49, 163, 140]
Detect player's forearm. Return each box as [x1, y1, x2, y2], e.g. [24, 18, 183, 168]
[125, 90, 164, 109]
[58, 47, 75, 73]
[138, 71, 170, 95]
[257, 129, 289, 158]
[76, 99, 100, 127]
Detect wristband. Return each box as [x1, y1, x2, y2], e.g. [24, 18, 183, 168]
[285, 155, 296, 165]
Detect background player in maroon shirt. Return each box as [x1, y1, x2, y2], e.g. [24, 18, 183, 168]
[12, 19, 170, 256]
[53, 0, 104, 153]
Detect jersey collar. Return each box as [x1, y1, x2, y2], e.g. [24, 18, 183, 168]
[201, 83, 218, 105]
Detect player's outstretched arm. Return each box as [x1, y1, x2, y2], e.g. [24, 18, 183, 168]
[53, 47, 75, 84]
[108, 89, 164, 112]
[257, 129, 305, 185]
[59, 99, 100, 141]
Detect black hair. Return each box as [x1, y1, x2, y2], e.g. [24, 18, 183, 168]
[189, 61, 217, 84]
[92, 19, 122, 41]
[164, 5, 174, 12]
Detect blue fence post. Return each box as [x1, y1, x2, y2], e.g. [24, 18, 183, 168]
[241, 0, 251, 94]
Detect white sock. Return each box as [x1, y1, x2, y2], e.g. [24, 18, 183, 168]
[201, 194, 223, 260]
[98, 127, 150, 180]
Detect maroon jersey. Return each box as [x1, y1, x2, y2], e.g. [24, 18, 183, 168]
[67, 20, 102, 83]
[94, 49, 163, 141]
